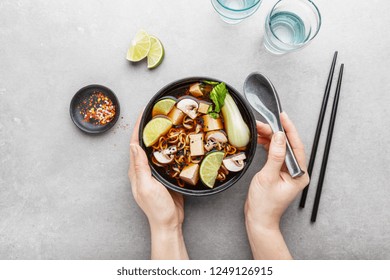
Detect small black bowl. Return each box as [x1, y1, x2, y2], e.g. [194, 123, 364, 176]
[139, 77, 257, 196]
[70, 84, 120, 134]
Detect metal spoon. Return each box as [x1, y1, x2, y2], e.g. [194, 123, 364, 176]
[244, 72, 305, 178]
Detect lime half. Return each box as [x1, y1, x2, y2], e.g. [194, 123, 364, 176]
[200, 151, 224, 188]
[127, 29, 151, 62]
[142, 117, 172, 147]
[152, 98, 176, 117]
[147, 36, 164, 69]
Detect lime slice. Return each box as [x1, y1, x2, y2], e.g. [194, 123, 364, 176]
[126, 29, 151, 62]
[200, 151, 225, 188]
[152, 98, 176, 117]
[147, 36, 164, 69]
[143, 117, 172, 147]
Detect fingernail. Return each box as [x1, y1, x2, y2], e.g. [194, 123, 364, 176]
[130, 144, 138, 156]
[282, 111, 289, 119]
[275, 132, 285, 145]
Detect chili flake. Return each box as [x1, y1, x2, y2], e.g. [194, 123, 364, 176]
[79, 91, 116, 125]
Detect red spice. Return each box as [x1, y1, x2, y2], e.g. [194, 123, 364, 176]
[79, 91, 116, 125]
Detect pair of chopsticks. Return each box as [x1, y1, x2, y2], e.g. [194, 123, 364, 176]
[299, 51, 344, 222]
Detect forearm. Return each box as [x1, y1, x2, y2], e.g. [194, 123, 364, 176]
[245, 214, 292, 260]
[150, 224, 189, 260]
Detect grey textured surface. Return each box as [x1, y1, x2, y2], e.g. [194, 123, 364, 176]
[1, 0, 389, 260]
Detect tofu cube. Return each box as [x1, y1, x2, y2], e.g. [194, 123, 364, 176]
[179, 164, 200, 186]
[168, 106, 185, 125]
[189, 133, 205, 156]
[202, 115, 224, 132]
[198, 101, 211, 114]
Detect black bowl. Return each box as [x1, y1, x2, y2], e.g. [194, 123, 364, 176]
[139, 77, 257, 196]
[70, 84, 120, 134]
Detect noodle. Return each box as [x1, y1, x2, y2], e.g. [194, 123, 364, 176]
[150, 85, 246, 188]
[224, 143, 237, 155]
[177, 178, 185, 188]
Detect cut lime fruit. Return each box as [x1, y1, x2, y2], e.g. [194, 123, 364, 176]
[143, 117, 172, 147]
[152, 98, 176, 117]
[147, 36, 164, 69]
[200, 151, 225, 188]
[126, 29, 151, 62]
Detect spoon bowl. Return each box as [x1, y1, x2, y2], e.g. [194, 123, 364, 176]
[244, 72, 305, 178]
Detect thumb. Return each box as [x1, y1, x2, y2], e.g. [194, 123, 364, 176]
[262, 131, 286, 182]
[130, 144, 152, 182]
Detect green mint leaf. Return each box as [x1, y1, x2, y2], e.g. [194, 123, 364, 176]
[209, 112, 219, 119]
[203, 80, 219, 85]
[207, 105, 213, 113]
[209, 82, 227, 113]
[216, 82, 227, 107]
[210, 91, 219, 112]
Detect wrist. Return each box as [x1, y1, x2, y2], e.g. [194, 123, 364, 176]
[150, 222, 183, 238]
[150, 222, 185, 252]
[245, 204, 280, 232]
[149, 223, 188, 260]
[245, 218, 292, 260]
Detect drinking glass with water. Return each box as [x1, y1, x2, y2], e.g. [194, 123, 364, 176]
[210, 0, 262, 24]
[264, 0, 321, 54]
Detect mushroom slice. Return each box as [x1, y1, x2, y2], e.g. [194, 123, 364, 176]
[204, 130, 228, 151]
[153, 145, 177, 165]
[176, 97, 199, 119]
[222, 152, 247, 172]
[163, 145, 177, 155]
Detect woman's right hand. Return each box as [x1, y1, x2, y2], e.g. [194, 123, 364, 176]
[245, 112, 310, 259]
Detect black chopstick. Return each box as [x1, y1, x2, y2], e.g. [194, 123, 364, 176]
[311, 64, 344, 222]
[299, 51, 338, 208]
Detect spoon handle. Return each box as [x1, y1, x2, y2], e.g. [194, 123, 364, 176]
[285, 137, 305, 178]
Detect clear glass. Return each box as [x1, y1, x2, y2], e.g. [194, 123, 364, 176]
[264, 0, 321, 55]
[210, 0, 262, 24]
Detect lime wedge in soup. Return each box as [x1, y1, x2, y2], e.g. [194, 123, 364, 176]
[152, 98, 176, 117]
[143, 117, 172, 147]
[200, 151, 224, 188]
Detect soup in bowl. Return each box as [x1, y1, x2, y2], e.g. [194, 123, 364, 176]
[139, 77, 257, 196]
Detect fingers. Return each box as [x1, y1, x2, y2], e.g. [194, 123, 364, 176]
[256, 120, 273, 138]
[280, 112, 307, 169]
[261, 132, 287, 184]
[256, 121, 272, 150]
[129, 109, 150, 184]
[130, 144, 152, 184]
[257, 136, 270, 145]
[129, 110, 145, 179]
[130, 110, 145, 146]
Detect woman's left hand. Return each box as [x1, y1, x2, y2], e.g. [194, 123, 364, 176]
[129, 111, 188, 259]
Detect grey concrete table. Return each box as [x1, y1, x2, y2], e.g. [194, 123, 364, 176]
[1, 0, 389, 259]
